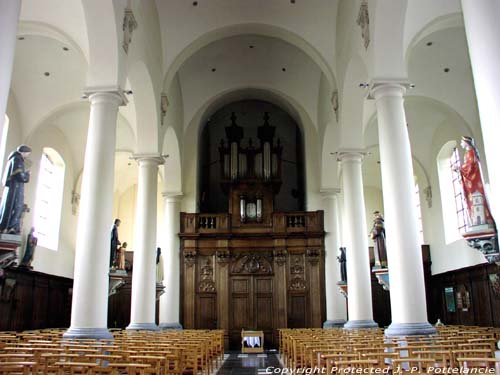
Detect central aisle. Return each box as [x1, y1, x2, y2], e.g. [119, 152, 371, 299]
[217, 352, 283, 375]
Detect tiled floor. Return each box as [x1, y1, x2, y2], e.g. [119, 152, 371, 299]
[217, 351, 282, 375]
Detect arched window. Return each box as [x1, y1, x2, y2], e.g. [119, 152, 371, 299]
[34, 148, 65, 250]
[437, 141, 467, 243]
[0, 115, 10, 177]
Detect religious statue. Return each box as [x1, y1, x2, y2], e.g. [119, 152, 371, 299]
[458, 136, 495, 230]
[20, 227, 37, 269]
[0, 145, 32, 234]
[337, 247, 347, 283]
[116, 242, 127, 271]
[156, 247, 164, 283]
[370, 211, 387, 268]
[110, 218, 121, 269]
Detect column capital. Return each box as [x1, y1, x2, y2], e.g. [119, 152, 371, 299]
[368, 79, 412, 100]
[335, 149, 368, 163]
[131, 153, 166, 166]
[162, 191, 183, 201]
[320, 188, 341, 197]
[83, 86, 128, 106]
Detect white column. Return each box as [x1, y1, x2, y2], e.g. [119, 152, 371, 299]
[0, 0, 21, 133]
[159, 192, 182, 329]
[461, 0, 500, 222]
[338, 151, 377, 329]
[64, 91, 125, 339]
[371, 82, 435, 336]
[127, 155, 164, 331]
[321, 189, 347, 327]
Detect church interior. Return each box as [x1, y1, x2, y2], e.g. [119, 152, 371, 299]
[0, 0, 500, 372]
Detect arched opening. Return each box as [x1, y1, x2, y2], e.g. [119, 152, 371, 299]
[197, 100, 305, 214]
[34, 147, 65, 251]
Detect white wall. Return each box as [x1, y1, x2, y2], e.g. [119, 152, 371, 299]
[24, 125, 77, 279]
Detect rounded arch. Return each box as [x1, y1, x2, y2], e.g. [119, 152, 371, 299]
[404, 13, 463, 65]
[162, 23, 335, 92]
[370, 0, 408, 79]
[127, 60, 160, 153]
[339, 53, 370, 148]
[81, 0, 124, 87]
[161, 126, 182, 194]
[18, 21, 88, 64]
[181, 86, 322, 212]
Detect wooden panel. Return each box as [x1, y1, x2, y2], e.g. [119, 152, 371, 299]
[255, 296, 273, 329]
[431, 262, 500, 327]
[231, 295, 251, 329]
[232, 278, 250, 294]
[255, 278, 272, 293]
[196, 294, 217, 329]
[288, 295, 306, 328]
[0, 268, 72, 331]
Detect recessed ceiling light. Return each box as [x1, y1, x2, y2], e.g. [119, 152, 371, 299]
[44, 72, 50, 77]
[444, 67, 450, 73]
[192, 1, 198, 5]
[211, 68, 216, 72]
[18, 36, 25, 40]
[63, 47, 69, 51]
[426, 42, 433, 46]
[282, 67, 286, 72]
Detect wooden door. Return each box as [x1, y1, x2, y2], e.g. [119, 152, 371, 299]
[229, 275, 274, 349]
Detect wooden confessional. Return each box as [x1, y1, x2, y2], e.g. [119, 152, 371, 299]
[180, 112, 325, 349]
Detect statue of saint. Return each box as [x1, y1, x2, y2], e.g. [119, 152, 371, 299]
[370, 211, 387, 267]
[0, 145, 32, 234]
[156, 247, 164, 283]
[116, 242, 127, 270]
[20, 227, 37, 269]
[110, 218, 121, 269]
[459, 136, 495, 229]
[337, 247, 347, 283]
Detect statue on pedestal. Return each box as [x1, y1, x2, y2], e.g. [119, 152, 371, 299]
[459, 136, 495, 230]
[0, 145, 32, 234]
[337, 247, 347, 283]
[110, 219, 121, 269]
[370, 211, 387, 268]
[20, 227, 37, 269]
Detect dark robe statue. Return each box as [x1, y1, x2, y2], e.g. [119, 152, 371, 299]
[370, 211, 387, 267]
[338, 247, 347, 283]
[110, 219, 121, 268]
[0, 147, 31, 234]
[20, 227, 37, 268]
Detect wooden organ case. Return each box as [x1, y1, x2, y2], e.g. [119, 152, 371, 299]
[180, 113, 325, 349]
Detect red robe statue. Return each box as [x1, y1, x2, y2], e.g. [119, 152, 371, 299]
[460, 146, 494, 227]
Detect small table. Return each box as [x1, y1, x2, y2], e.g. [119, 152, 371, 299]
[241, 330, 264, 353]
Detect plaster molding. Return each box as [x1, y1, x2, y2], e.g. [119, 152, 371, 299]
[160, 94, 169, 126]
[334, 149, 369, 162]
[331, 90, 339, 122]
[131, 153, 166, 165]
[122, 8, 137, 54]
[320, 188, 341, 197]
[356, 0, 370, 50]
[83, 86, 128, 106]
[368, 79, 412, 100]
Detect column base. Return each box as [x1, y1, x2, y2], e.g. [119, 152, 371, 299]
[159, 322, 183, 330]
[385, 322, 437, 337]
[323, 319, 346, 328]
[344, 319, 378, 329]
[126, 323, 160, 331]
[63, 327, 113, 340]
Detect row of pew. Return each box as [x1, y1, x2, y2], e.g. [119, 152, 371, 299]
[0, 328, 224, 374]
[279, 326, 500, 374]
